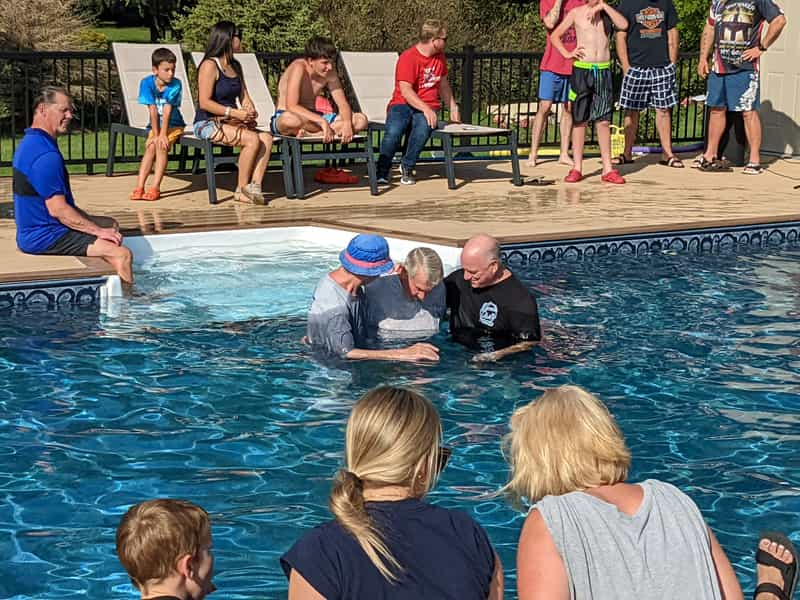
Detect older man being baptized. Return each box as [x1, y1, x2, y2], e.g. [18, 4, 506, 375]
[364, 247, 446, 340]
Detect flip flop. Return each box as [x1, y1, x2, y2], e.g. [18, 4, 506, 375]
[743, 163, 766, 175]
[611, 153, 634, 165]
[524, 176, 556, 186]
[754, 531, 798, 600]
[659, 156, 685, 168]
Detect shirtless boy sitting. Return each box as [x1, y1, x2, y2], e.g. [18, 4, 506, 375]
[551, 0, 628, 184]
[271, 36, 368, 143]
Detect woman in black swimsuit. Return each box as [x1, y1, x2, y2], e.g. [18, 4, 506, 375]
[194, 21, 273, 204]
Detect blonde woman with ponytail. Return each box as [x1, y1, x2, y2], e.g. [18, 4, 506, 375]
[281, 386, 503, 600]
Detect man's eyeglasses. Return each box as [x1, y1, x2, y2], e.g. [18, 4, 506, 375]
[436, 36, 448, 42]
[437, 446, 452, 473]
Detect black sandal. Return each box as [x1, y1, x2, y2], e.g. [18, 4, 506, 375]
[754, 531, 798, 600]
[611, 153, 634, 165]
[697, 157, 733, 172]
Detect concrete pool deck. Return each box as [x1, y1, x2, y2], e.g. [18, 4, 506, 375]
[1, 152, 799, 283]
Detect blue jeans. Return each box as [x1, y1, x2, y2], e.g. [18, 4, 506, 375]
[377, 104, 434, 178]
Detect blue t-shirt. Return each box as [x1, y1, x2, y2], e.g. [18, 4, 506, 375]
[281, 498, 496, 600]
[137, 75, 185, 128]
[12, 128, 75, 253]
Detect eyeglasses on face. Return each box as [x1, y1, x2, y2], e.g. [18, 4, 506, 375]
[437, 446, 452, 473]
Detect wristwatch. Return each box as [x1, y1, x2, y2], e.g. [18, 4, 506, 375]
[758, 43, 768, 52]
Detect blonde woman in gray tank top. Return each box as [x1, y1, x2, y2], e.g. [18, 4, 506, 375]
[501, 385, 745, 600]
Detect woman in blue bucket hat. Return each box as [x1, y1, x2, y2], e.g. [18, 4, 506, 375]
[307, 234, 440, 362]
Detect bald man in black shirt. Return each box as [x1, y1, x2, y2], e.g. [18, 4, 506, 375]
[445, 234, 541, 361]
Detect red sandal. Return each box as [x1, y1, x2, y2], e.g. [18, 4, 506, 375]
[601, 170, 626, 184]
[130, 187, 145, 201]
[564, 169, 583, 183]
[141, 188, 161, 201]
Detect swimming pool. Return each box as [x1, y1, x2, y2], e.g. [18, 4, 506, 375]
[2, 230, 799, 598]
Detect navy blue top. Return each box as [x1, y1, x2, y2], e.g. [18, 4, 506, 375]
[281, 498, 496, 600]
[12, 128, 75, 253]
[194, 58, 242, 123]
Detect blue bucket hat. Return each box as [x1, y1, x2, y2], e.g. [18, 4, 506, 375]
[339, 234, 394, 277]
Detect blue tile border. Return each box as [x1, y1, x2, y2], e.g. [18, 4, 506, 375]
[0, 277, 107, 310]
[501, 221, 800, 265]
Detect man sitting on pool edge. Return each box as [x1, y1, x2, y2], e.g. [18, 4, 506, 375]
[445, 233, 541, 362]
[307, 234, 440, 362]
[364, 246, 446, 339]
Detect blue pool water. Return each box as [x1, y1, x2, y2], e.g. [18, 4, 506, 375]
[2, 238, 800, 598]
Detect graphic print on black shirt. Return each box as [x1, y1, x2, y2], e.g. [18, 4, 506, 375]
[618, 0, 679, 67]
[445, 270, 541, 351]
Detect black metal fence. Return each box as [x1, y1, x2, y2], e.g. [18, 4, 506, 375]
[0, 48, 707, 172]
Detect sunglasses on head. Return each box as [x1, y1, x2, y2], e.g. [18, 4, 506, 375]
[234, 28, 243, 39]
[437, 446, 452, 473]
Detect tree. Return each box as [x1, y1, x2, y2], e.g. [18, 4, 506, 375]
[128, 0, 195, 42]
[173, 0, 328, 52]
[318, 0, 545, 52]
[672, 0, 710, 52]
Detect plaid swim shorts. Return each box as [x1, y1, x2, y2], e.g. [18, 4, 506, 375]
[619, 64, 678, 110]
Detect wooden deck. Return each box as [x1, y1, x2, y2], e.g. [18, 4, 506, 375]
[1, 153, 799, 284]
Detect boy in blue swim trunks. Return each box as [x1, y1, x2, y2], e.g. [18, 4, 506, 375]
[272, 36, 368, 143]
[551, 0, 628, 184]
[527, 0, 584, 167]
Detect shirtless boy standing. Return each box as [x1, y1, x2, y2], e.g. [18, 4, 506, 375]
[271, 36, 368, 143]
[551, 0, 628, 184]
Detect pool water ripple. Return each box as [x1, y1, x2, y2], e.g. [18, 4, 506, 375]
[1, 241, 800, 597]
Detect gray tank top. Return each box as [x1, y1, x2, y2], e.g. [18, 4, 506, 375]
[535, 479, 722, 600]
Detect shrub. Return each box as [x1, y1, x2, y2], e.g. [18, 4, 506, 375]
[0, 0, 93, 51]
[173, 0, 329, 53]
[318, 0, 545, 52]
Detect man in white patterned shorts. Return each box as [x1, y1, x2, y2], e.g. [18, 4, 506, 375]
[696, 0, 786, 174]
[614, 0, 681, 168]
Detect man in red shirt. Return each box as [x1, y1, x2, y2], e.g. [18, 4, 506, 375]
[527, 0, 585, 167]
[376, 19, 460, 185]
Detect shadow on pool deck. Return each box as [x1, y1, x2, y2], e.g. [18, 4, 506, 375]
[1, 153, 799, 283]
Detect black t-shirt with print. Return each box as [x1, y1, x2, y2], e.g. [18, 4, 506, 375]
[618, 0, 679, 67]
[445, 270, 541, 350]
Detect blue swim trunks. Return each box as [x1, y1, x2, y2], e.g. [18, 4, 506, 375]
[270, 110, 338, 135]
[706, 71, 760, 112]
[538, 71, 571, 104]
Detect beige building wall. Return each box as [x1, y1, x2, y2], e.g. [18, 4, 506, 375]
[759, 1, 800, 157]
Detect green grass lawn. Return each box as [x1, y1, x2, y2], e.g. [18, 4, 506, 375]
[91, 25, 153, 44]
[0, 130, 190, 176]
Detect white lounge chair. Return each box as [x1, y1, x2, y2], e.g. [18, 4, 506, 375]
[106, 43, 293, 203]
[340, 51, 522, 189]
[193, 52, 378, 199]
